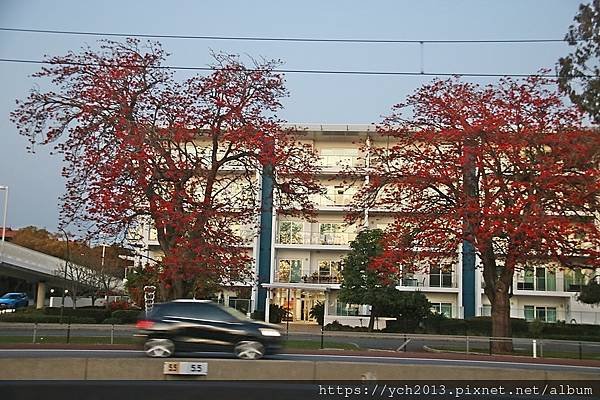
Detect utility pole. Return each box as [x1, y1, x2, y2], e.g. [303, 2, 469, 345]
[461, 138, 477, 319]
[0, 186, 8, 264]
[58, 228, 70, 324]
[257, 163, 274, 321]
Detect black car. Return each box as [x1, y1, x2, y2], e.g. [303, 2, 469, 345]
[136, 300, 283, 359]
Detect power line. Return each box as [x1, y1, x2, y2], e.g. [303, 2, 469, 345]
[0, 27, 575, 44]
[0, 57, 571, 78]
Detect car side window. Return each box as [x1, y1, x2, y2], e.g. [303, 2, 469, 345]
[201, 304, 238, 322]
[171, 303, 237, 322]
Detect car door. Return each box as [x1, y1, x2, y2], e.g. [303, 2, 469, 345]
[181, 303, 246, 352]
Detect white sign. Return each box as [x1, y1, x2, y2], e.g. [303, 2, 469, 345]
[163, 361, 208, 376]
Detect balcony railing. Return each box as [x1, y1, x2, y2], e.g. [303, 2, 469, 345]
[149, 227, 255, 245]
[399, 276, 457, 288]
[310, 193, 355, 208]
[274, 273, 342, 284]
[276, 231, 356, 246]
[318, 155, 362, 169]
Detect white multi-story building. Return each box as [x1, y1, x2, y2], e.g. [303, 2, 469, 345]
[133, 124, 600, 327]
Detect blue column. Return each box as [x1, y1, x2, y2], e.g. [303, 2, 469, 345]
[256, 164, 273, 320]
[462, 240, 476, 318]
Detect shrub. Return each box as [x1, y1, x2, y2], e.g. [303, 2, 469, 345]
[269, 304, 289, 324]
[309, 301, 325, 326]
[101, 317, 121, 324]
[324, 320, 370, 332]
[528, 319, 545, 338]
[109, 300, 134, 311]
[420, 313, 449, 334]
[111, 310, 140, 324]
[43, 307, 110, 323]
[0, 314, 96, 324]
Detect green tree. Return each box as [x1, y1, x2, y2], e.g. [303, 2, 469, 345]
[578, 279, 600, 304]
[338, 229, 400, 331]
[558, 0, 600, 122]
[389, 291, 432, 331]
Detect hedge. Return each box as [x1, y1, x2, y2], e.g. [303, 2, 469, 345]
[43, 307, 111, 323]
[111, 310, 141, 324]
[0, 314, 96, 324]
[101, 317, 121, 325]
[330, 316, 600, 341]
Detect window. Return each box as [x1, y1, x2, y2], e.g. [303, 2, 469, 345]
[431, 303, 453, 318]
[518, 268, 556, 291]
[228, 297, 250, 315]
[334, 302, 360, 316]
[429, 266, 453, 288]
[547, 269, 557, 291]
[401, 271, 419, 286]
[320, 223, 346, 245]
[517, 268, 534, 290]
[158, 303, 237, 322]
[278, 221, 303, 244]
[564, 269, 587, 292]
[524, 305, 535, 321]
[317, 260, 343, 283]
[546, 307, 557, 322]
[535, 268, 546, 291]
[278, 259, 302, 283]
[524, 305, 557, 323]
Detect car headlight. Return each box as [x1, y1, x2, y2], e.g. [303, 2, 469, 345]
[259, 328, 281, 337]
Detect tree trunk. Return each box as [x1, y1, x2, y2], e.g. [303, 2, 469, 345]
[481, 240, 514, 353]
[490, 288, 512, 353]
[172, 280, 184, 299]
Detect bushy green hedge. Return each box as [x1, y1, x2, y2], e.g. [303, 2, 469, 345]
[324, 321, 370, 332]
[43, 307, 111, 323]
[111, 310, 140, 324]
[101, 317, 121, 324]
[0, 314, 96, 324]
[334, 316, 600, 341]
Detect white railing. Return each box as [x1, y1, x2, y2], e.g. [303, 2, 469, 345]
[276, 231, 356, 246]
[310, 193, 355, 207]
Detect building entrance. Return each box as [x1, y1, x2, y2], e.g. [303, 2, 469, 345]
[273, 288, 325, 323]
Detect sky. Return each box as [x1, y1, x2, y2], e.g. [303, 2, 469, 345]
[0, 0, 586, 233]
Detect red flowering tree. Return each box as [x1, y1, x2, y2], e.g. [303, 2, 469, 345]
[349, 76, 600, 351]
[12, 39, 321, 299]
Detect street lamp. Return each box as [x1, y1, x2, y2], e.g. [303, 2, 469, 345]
[0, 185, 8, 263]
[58, 227, 70, 324]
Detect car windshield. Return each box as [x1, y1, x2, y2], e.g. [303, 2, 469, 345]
[1, 294, 21, 299]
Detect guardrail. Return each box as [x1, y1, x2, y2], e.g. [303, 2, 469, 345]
[287, 330, 600, 360]
[1, 322, 599, 361]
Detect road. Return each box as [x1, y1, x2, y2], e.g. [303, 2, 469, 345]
[0, 348, 599, 373]
[1, 323, 599, 356]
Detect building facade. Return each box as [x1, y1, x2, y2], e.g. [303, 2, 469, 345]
[133, 124, 600, 327]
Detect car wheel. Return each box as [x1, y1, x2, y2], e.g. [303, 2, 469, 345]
[144, 339, 175, 358]
[234, 341, 265, 360]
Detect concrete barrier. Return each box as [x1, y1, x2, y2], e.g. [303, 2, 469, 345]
[1, 358, 598, 381]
